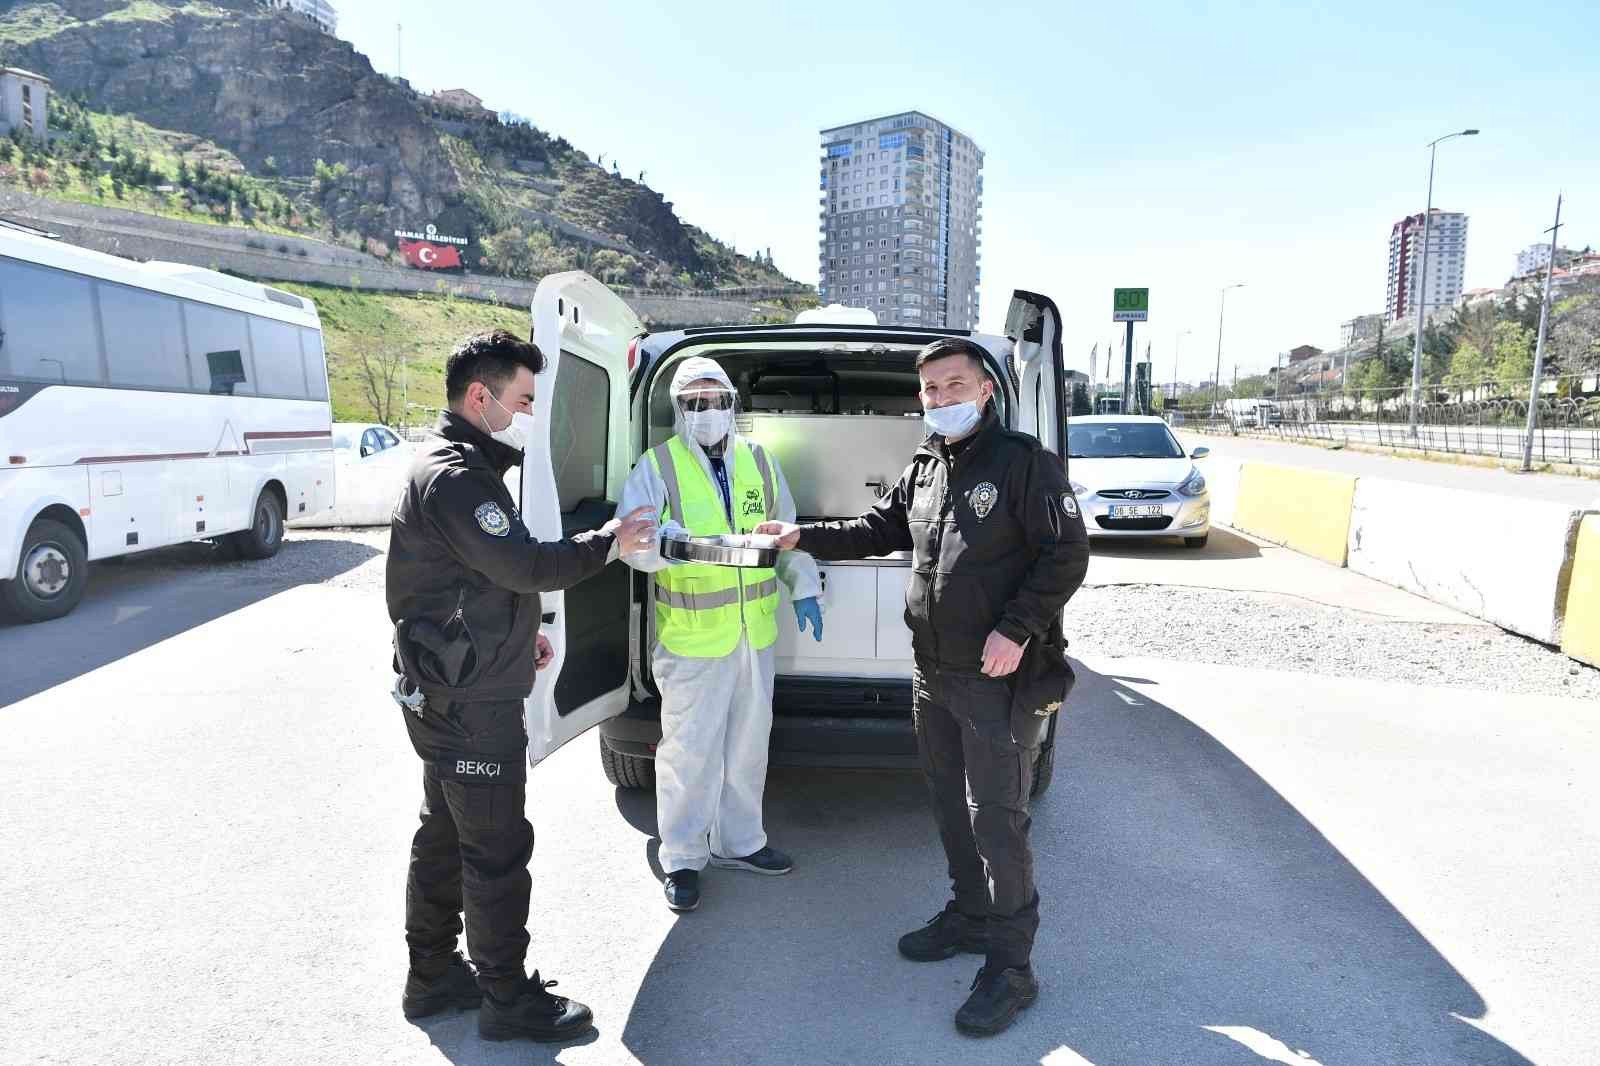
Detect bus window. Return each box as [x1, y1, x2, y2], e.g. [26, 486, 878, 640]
[0, 258, 104, 385]
[249, 315, 309, 399]
[98, 282, 188, 390]
[300, 328, 329, 402]
[183, 302, 254, 396]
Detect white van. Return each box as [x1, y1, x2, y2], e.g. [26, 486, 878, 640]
[0, 225, 333, 622]
[518, 273, 1069, 796]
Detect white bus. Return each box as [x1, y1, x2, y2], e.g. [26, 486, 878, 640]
[0, 224, 333, 623]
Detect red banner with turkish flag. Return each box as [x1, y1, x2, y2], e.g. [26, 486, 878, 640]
[398, 238, 462, 270]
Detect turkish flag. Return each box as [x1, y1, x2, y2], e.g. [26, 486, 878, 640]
[398, 238, 462, 270]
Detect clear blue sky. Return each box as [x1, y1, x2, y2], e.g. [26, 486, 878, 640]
[337, 0, 1598, 379]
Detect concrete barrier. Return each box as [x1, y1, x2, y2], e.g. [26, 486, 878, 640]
[1347, 478, 1590, 646]
[1201, 455, 1243, 528]
[1560, 515, 1600, 666]
[1232, 462, 1357, 566]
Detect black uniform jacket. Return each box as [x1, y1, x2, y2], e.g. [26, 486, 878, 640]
[797, 410, 1090, 743]
[386, 412, 615, 705]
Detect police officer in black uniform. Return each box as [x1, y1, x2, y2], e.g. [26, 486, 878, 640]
[759, 337, 1089, 1036]
[386, 329, 656, 1043]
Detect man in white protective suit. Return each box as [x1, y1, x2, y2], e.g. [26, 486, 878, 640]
[616, 356, 823, 913]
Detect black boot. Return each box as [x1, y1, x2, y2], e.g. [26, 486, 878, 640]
[478, 971, 594, 1043]
[664, 869, 700, 912]
[955, 963, 1039, 1036]
[897, 903, 987, 962]
[401, 952, 481, 1020]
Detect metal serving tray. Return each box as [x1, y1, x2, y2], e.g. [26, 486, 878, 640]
[660, 534, 781, 569]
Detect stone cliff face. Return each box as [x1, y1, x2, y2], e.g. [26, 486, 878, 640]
[1, 1, 461, 233]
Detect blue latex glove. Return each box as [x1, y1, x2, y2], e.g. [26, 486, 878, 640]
[793, 597, 823, 642]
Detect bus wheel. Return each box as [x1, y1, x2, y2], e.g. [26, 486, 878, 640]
[2, 518, 88, 623]
[230, 490, 285, 561]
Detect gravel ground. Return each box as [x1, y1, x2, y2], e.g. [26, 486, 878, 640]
[116, 528, 1598, 701]
[1069, 583, 1600, 700]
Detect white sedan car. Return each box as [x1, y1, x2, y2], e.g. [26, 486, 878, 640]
[288, 422, 415, 528]
[1066, 415, 1212, 548]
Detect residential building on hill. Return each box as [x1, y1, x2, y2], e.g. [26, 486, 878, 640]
[432, 89, 495, 121]
[266, 0, 337, 36]
[0, 67, 49, 140]
[1386, 209, 1469, 322]
[817, 110, 983, 329]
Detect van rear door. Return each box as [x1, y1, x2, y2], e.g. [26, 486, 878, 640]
[1005, 290, 1067, 458]
[522, 272, 642, 764]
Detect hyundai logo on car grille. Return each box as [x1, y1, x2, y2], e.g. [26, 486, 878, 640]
[1101, 489, 1170, 500]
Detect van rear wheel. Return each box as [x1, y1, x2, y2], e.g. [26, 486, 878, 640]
[228, 490, 285, 561]
[1029, 743, 1056, 799]
[2, 518, 88, 623]
[601, 742, 656, 790]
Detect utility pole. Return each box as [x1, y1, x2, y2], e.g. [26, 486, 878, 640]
[396, 23, 403, 81]
[1171, 328, 1191, 408]
[1409, 128, 1480, 436]
[1521, 193, 1564, 473]
[1212, 283, 1245, 418]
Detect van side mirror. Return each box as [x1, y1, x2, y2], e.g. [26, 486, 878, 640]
[1190, 446, 1210, 459]
[360, 444, 374, 458]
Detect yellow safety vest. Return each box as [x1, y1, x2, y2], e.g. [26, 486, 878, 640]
[648, 436, 781, 657]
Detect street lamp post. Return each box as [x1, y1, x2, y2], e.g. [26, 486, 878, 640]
[1170, 328, 1191, 415]
[1212, 283, 1244, 420]
[1408, 128, 1480, 436]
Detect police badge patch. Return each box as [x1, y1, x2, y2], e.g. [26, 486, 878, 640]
[475, 502, 511, 537]
[1061, 492, 1080, 519]
[969, 481, 999, 520]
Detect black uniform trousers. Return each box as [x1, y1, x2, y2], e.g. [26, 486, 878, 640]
[400, 696, 532, 992]
[912, 663, 1040, 971]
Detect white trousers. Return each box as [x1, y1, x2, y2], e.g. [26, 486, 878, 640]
[652, 635, 775, 873]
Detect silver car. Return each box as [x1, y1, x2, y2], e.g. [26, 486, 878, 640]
[1066, 415, 1212, 548]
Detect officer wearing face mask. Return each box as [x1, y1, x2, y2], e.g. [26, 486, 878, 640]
[615, 356, 822, 913]
[758, 337, 1088, 1037]
[386, 329, 656, 1044]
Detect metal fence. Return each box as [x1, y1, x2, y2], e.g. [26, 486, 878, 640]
[1167, 373, 1600, 467]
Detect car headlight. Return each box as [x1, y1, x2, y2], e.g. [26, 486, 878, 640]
[1069, 480, 1089, 497]
[1178, 468, 1207, 496]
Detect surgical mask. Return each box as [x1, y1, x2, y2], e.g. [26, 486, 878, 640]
[481, 391, 531, 452]
[684, 408, 733, 448]
[923, 400, 982, 439]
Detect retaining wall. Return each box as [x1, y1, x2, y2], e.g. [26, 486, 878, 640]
[1231, 462, 1357, 566]
[1560, 516, 1600, 666]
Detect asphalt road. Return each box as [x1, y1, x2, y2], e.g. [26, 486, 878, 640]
[2, 533, 1594, 1065]
[1185, 431, 1600, 505]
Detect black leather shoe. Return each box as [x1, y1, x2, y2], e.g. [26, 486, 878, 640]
[478, 971, 594, 1043]
[897, 903, 987, 962]
[401, 952, 481, 1019]
[955, 964, 1040, 1036]
[664, 869, 700, 912]
[710, 845, 793, 875]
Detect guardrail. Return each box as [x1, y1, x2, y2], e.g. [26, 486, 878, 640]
[1167, 374, 1600, 467]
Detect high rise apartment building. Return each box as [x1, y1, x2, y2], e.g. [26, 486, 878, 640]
[817, 111, 983, 329]
[1386, 210, 1468, 322]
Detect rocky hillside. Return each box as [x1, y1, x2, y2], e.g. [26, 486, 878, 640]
[0, 0, 803, 290]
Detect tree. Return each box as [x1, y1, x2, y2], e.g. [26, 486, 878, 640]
[1489, 321, 1535, 386]
[1549, 280, 1600, 374]
[1445, 342, 1491, 388]
[356, 344, 404, 426]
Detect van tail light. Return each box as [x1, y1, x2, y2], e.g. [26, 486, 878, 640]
[627, 337, 641, 372]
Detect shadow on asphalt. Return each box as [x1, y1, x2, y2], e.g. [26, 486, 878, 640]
[0, 533, 380, 708]
[1090, 525, 1262, 560]
[612, 662, 1529, 1065]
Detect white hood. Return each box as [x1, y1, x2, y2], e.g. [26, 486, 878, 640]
[1071, 455, 1197, 491]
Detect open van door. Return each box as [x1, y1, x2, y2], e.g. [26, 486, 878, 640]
[523, 272, 643, 764]
[1006, 290, 1067, 458]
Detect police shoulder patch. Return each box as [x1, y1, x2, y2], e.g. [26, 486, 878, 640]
[475, 501, 511, 537]
[1061, 492, 1080, 519]
[970, 481, 999, 520]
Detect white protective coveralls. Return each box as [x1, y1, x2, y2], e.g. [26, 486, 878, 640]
[616, 357, 821, 874]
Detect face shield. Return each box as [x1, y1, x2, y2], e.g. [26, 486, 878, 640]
[669, 357, 741, 450]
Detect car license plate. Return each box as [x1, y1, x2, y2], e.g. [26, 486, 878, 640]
[1109, 504, 1165, 518]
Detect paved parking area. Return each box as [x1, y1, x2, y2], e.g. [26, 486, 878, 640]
[1, 532, 1595, 1064]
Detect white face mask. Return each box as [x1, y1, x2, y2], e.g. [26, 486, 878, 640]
[923, 400, 982, 439]
[481, 390, 531, 452]
[684, 408, 733, 448]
